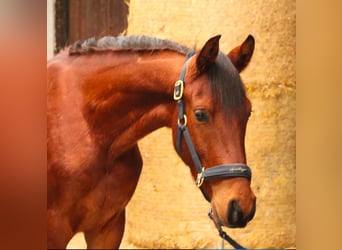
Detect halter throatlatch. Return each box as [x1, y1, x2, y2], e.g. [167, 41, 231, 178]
[173, 56, 251, 249]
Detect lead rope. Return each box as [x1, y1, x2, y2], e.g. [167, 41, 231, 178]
[208, 208, 246, 249]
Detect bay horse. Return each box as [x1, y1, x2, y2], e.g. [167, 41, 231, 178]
[47, 34, 256, 249]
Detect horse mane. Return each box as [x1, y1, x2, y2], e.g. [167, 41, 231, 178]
[68, 35, 193, 56]
[68, 35, 246, 110]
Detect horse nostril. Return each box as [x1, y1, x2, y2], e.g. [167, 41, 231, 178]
[227, 199, 256, 227]
[227, 200, 244, 227]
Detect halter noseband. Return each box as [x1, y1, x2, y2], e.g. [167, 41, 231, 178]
[174, 56, 252, 201]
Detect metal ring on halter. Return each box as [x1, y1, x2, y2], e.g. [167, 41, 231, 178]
[196, 171, 204, 187]
[177, 114, 187, 127]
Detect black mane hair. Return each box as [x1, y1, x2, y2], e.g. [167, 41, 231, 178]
[208, 52, 246, 110]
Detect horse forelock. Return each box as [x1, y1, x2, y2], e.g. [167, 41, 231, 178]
[206, 52, 246, 112]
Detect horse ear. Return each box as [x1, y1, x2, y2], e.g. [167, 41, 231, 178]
[196, 35, 221, 75]
[227, 35, 255, 72]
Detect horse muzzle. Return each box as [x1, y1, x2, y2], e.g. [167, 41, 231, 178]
[211, 197, 256, 229]
[227, 198, 256, 228]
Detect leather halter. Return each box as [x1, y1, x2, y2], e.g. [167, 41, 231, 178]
[174, 56, 252, 202]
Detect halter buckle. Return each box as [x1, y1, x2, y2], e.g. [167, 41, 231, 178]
[173, 80, 184, 101]
[196, 168, 205, 187]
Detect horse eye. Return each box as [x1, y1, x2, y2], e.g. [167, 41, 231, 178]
[194, 110, 209, 122]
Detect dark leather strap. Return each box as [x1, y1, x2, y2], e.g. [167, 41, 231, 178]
[208, 208, 246, 249]
[180, 124, 203, 174]
[202, 164, 251, 181]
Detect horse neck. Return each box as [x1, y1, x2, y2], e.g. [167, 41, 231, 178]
[80, 51, 186, 156]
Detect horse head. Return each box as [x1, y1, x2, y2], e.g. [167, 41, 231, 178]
[171, 35, 256, 228]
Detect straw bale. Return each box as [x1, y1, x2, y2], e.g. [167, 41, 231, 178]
[121, 0, 296, 248]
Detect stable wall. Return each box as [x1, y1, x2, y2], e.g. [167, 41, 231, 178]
[122, 0, 296, 248]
